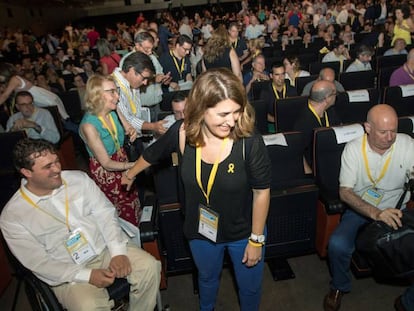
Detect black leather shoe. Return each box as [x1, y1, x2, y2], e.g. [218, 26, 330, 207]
[395, 295, 407, 311]
[323, 289, 344, 311]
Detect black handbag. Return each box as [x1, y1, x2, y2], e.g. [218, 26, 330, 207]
[355, 179, 414, 279]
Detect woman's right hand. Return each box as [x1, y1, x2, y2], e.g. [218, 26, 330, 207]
[121, 171, 135, 191]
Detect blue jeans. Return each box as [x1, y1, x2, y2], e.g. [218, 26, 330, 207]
[327, 209, 369, 292]
[402, 284, 414, 311]
[189, 238, 265, 311]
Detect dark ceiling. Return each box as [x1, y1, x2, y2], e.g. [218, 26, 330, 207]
[0, 0, 104, 8]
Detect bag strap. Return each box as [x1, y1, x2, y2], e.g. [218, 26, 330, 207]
[395, 179, 414, 210]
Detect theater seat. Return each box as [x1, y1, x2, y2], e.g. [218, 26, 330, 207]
[312, 123, 365, 257]
[263, 132, 319, 280]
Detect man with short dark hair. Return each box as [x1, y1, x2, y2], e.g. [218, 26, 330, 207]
[7, 91, 60, 144]
[345, 44, 374, 72]
[259, 62, 297, 123]
[159, 35, 193, 91]
[163, 91, 187, 129]
[0, 138, 161, 311]
[120, 32, 171, 122]
[112, 51, 167, 137]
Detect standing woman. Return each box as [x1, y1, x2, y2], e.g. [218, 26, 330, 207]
[122, 68, 271, 311]
[96, 38, 121, 75]
[201, 25, 242, 81]
[79, 75, 141, 225]
[391, 5, 414, 46]
[283, 55, 310, 87]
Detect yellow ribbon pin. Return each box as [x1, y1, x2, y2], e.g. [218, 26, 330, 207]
[227, 163, 235, 173]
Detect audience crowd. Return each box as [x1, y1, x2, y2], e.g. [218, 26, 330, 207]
[2, 0, 414, 310]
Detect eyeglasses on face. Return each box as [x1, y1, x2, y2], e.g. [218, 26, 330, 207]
[134, 70, 152, 81]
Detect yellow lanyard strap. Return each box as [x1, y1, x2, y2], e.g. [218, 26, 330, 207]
[272, 83, 286, 100]
[20, 180, 71, 232]
[170, 50, 185, 79]
[196, 138, 228, 206]
[112, 74, 137, 114]
[308, 103, 330, 127]
[98, 113, 121, 150]
[362, 134, 393, 187]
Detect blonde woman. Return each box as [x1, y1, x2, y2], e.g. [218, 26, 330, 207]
[79, 75, 141, 225]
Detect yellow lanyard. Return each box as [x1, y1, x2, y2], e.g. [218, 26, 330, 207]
[362, 134, 393, 187]
[232, 38, 238, 49]
[112, 74, 137, 114]
[272, 83, 286, 100]
[170, 50, 185, 79]
[196, 138, 228, 206]
[98, 113, 121, 150]
[308, 103, 330, 127]
[20, 180, 71, 232]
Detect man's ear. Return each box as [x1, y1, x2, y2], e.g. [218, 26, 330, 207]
[364, 122, 371, 134]
[20, 168, 32, 179]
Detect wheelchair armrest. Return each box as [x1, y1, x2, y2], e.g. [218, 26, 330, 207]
[106, 278, 130, 301]
[139, 199, 159, 243]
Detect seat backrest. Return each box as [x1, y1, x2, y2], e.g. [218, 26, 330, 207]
[250, 80, 271, 101]
[295, 74, 318, 95]
[334, 88, 378, 124]
[375, 54, 406, 72]
[44, 105, 65, 138]
[309, 61, 341, 76]
[263, 132, 319, 259]
[263, 132, 306, 189]
[0, 131, 26, 208]
[398, 116, 414, 138]
[377, 65, 399, 90]
[275, 96, 308, 132]
[0, 131, 26, 173]
[59, 90, 83, 123]
[338, 70, 376, 91]
[250, 99, 268, 135]
[384, 85, 414, 117]
[313, 123, 365, 197]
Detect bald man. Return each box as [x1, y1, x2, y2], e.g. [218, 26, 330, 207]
[324, 104, 414, 311]
[389, 48, 414, 86]
[294, 80, 341, 171]
[301, 67, 345, 96]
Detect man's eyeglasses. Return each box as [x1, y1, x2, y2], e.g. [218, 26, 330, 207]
[103, 87, 120, 95]
[135, 70, 152, 81]
[181, 46, 192, 53]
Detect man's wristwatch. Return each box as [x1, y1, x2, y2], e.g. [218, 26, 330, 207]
[249, 233, 265, 245]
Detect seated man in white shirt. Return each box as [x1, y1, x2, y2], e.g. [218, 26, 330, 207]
[7, 91, 60, 144]
[0, 138, 161, 311]
[345, 44, 374, 72]
[163, 91, 187, 129]
[322, 39, 351, 64]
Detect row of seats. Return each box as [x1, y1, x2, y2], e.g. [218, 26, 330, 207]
[250, 84, 414, 134]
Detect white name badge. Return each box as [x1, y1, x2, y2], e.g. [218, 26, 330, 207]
[362, 188, 384, 207]
[64, 229, 96, 264]
[198, 204, 219, 242]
